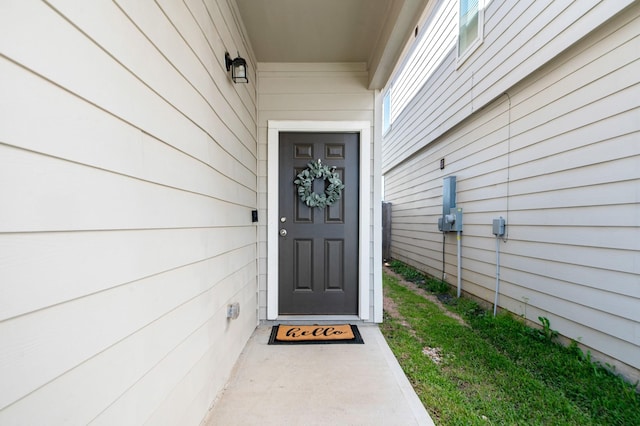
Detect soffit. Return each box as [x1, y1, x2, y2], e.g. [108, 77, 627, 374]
[234, 0, 430, 89]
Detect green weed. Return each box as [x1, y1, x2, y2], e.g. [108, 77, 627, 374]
[388, 260, 450, 294]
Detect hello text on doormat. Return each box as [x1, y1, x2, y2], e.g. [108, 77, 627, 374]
[268, 324, 364, 345]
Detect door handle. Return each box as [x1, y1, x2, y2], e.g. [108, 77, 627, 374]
[279, 228, 288, 237]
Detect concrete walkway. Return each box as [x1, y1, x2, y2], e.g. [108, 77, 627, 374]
[204, 325, 434, 425]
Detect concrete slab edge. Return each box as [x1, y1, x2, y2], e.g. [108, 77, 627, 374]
[370, 326, 436, 425]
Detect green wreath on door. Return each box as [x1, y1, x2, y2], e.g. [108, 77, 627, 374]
[293, 159, 345, 208]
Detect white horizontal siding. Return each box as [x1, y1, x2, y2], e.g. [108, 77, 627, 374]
[256, 63, 378, 321]
[383, 0, 635, 172]
[0, 144, 253, 232]
[383, 2, 640, 378]
[0, 57, 256, 190]
[390, 0, 457, 122]
[0, 228, 256, 324]
[0, 249, 255, 423]
[0, 0, 257, 423]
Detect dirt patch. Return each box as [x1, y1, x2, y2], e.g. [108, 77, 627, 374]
[384, 267, 468, 327]
[383, 294, 415, 334]
[422, 346, 444, 364]
[383, 294, 402, 319]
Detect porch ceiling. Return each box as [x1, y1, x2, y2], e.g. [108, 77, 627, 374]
[234, 0, 430, 89]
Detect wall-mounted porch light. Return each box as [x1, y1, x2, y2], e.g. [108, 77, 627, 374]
[225, 52, 248, 83]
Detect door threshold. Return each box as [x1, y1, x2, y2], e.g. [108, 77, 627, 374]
[263, 315, 363, 325]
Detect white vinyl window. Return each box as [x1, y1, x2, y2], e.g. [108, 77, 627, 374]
[457, 0, 484, 64]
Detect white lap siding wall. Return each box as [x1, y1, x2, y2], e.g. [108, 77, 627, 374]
[383, 1, 640, 381]
[0, 1, 257, 424]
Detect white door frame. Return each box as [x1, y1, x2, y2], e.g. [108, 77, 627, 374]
[267, 120, 371, 320]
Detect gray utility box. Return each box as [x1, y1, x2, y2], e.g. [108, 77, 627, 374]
[492, 217, 506, 236]
[442, 176, 456, 216]
[439, 176, 463, 232]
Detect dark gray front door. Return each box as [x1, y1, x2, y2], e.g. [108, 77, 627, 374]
[278, 132, 359, 315]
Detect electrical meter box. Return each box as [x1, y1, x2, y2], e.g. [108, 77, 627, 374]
[438, 176, 457, 232]
[492, 217, 506, 236]
[444, 207, 463, 232]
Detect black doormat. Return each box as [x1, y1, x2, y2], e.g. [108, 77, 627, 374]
[268, 324, 364, 345]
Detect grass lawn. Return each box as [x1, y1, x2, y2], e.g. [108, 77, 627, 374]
[380, 263, 640, 425]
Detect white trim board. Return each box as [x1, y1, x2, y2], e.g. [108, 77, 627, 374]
[267, 121, 372, 321]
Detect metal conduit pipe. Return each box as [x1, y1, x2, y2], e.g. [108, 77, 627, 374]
[493, 235, 501, 316]
[456, 230, 462, 298]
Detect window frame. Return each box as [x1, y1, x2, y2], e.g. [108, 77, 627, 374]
[456, 0, 484, 67]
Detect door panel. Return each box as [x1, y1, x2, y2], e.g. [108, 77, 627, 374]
[278, 132, 359, 315]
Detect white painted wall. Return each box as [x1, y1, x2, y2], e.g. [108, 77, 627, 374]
[0, 1, 258, 423]
[383, 0, 640, 380]
[257, 63, 383, 322]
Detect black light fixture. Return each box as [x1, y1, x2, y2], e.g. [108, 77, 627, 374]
[225, 52, 248, 84]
